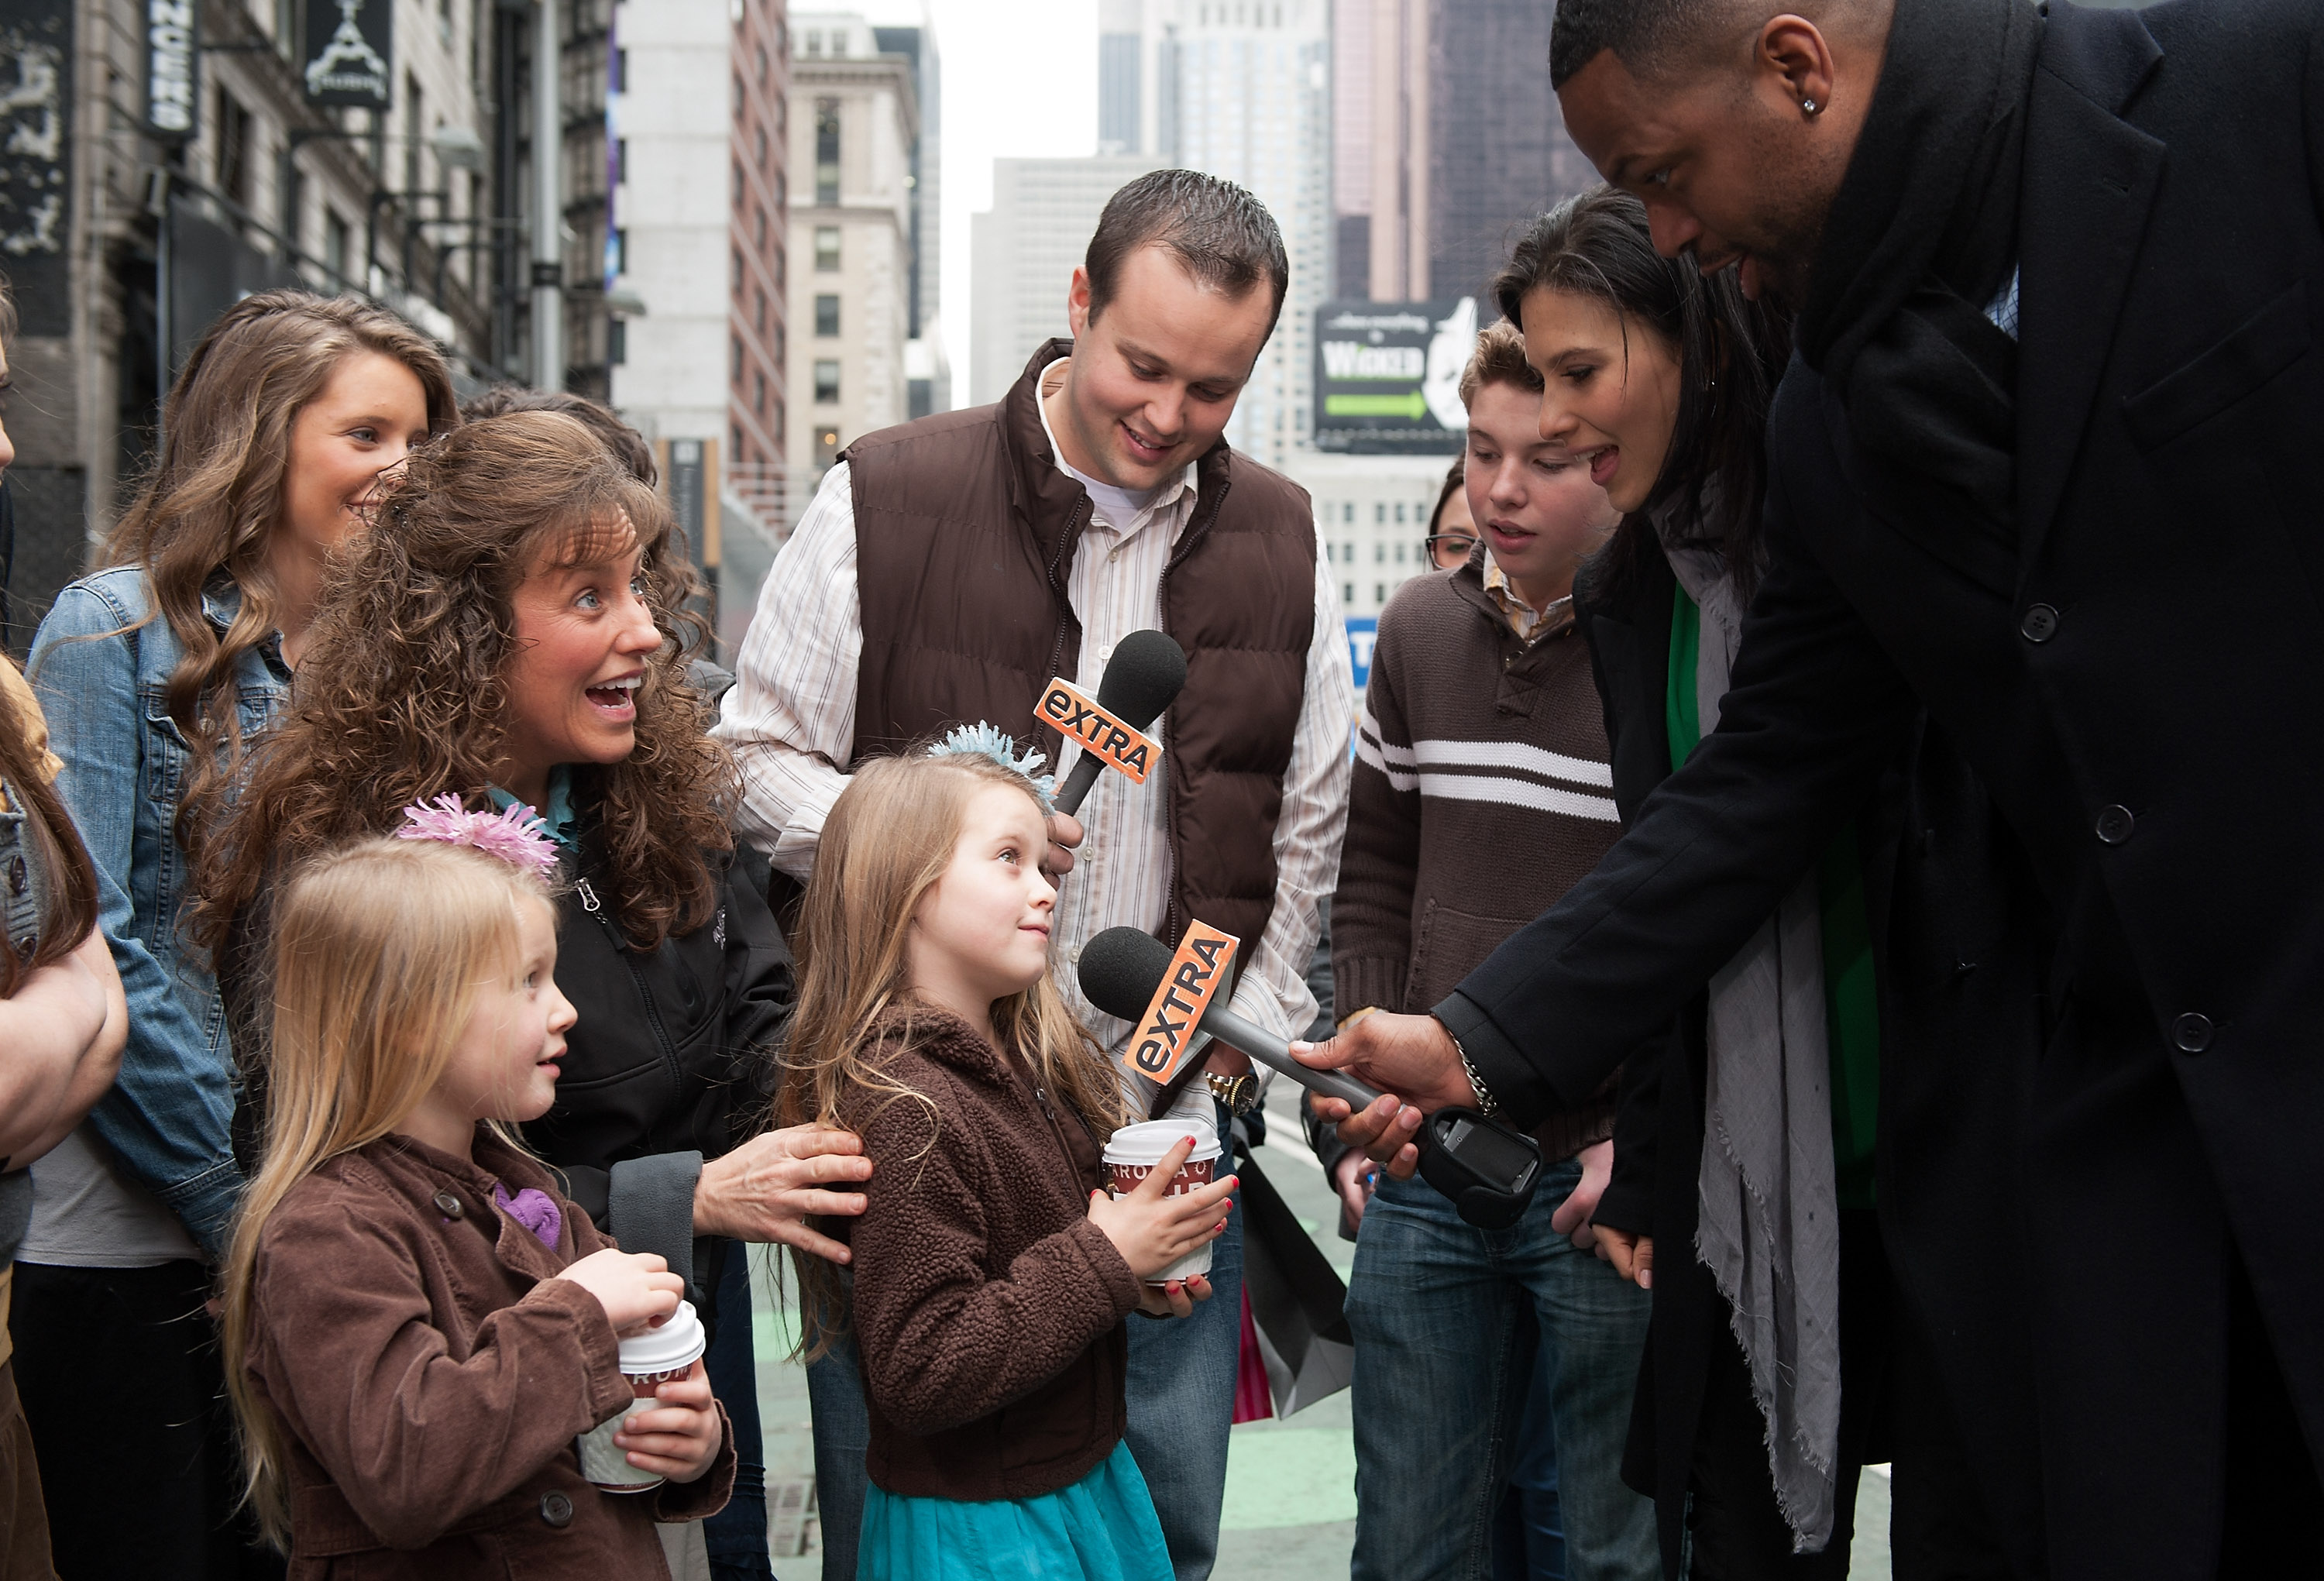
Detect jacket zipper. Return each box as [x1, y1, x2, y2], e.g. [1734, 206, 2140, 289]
[575, 875, 688, 1105]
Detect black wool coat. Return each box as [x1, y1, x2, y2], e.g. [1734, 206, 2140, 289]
[1442, 4, 2324, 1576]
[1572, 540, 2048, 1579]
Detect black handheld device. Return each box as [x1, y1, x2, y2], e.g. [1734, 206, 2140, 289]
[1050, 630, 1188, 817]
[1078, 927, 1541, 1229]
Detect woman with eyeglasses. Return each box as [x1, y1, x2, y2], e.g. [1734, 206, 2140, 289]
[1421, 458, 1479, 571]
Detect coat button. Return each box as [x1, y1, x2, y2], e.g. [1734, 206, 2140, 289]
[2093, 805, 2135, 845]
[2020, 603, 2059, 643]
[538, 1490, 574, 1528]
[6, 854, 23, 895]
[432, 1191, 464, 1219]
[2172, 1013, 2214, 1053]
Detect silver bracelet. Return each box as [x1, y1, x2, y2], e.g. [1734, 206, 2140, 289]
[1438, 1021, 1498, 1116]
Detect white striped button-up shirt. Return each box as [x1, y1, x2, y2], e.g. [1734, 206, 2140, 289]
[713, 365, 1354, 1118]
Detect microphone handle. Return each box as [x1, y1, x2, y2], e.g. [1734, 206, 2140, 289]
[1051, 753, 1105, 818]
[1198, 1001, 1386, 1113]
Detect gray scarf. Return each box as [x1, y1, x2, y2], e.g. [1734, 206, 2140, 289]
[1664, 541, 1845, 1554]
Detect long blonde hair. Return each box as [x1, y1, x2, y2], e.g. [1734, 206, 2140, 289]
[218, 837, 552, 1549]
[779, 751, 1127, 1351]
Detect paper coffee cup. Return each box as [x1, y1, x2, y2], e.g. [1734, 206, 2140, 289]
[576, 1298, 706, 1493]
[1103, 1119, 1224, 1286]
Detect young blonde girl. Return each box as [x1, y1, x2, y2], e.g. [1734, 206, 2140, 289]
[782, 741, 1236, 1580]
[219, 829, 733, 1578]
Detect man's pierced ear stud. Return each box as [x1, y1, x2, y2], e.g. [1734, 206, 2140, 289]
[1802, 97, 1820, 115]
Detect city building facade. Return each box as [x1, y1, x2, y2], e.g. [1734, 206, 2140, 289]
[2, 0, 507, 649]
[868, 17, 944, 418]
[783, 12, 915, 486]
[606, 0, 790, 646]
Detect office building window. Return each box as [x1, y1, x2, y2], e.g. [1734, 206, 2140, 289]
[1374, 502, 1387, 524]
[814, 294, 839, 336]
[612, 229, 626, 273]
[734, 75, 745, 119]
[614, 139, 627, 185]
[732, 335, 745, 382]
[754, 288, 767, 332]
[1342, 583, 1354, 607]
[815, 426, 841, 469]
[1374, 583, 1387, 603]
[1342, 502, 1353, 524]
[732, 161, 744, 205]
[733, 421, 745, 459]
[754, 371, 767, 414]
[324, 211, 351, 284]
[732, 249, 743, 294]
[755, 207, 766, 249]
[1395, 541, 1407, 563]
[403, 75, 424, 196]
[215, 89, 253, 205]
[775, 324, 786, 368]
[1373, 542, 1385, 563]
[609, 319, 626, 365]
[815, 226, 840, 270]
[757, 44, 769, 84]
[774, 244, 786, 292]
[755, 125, 768, 170]
[814, 359, 841, 404]
[815, 100, 840, 204]
[1394, 502, 1407, 524]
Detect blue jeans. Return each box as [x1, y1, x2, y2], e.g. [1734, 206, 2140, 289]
[806, 1129, 1246, 1581]
[1348, 1163, 1655, 1581]
[705, 1244, 772, 1579]
[1121, 1170, 1243, 1581]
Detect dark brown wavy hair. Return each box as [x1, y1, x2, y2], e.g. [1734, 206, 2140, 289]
[102, 291, 456, 834]
[187, 411, 732, 955]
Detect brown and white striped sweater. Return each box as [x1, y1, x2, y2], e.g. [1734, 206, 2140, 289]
[1333, 550, 1624, 1164]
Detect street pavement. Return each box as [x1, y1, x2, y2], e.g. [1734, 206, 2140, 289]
[751, 1075, 1895, 1578]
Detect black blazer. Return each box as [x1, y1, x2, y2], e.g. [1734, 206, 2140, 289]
[1444, 3, 2324, 1575]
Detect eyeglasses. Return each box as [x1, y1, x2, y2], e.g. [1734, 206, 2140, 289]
[1424, 534, 1478, 560]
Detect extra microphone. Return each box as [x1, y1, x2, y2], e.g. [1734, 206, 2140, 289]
[1077, 926, 1543, 1229]
[1050, 630, 1188, 817]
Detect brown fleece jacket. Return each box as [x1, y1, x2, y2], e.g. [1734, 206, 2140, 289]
[837, 1006, 1146, 1502]
[1335, 552, 1625, 1165]
[243, 1128, 734, 1580]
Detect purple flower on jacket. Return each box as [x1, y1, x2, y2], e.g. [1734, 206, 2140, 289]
[493, 1183, 564, 1250]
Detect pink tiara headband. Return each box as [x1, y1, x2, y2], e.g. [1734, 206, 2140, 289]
[397, 795, 560, 880]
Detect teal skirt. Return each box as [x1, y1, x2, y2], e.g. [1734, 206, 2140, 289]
[857, 1441, 1174, 1581]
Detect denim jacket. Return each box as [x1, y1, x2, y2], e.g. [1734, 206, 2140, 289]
[29, 567, 290, 1258]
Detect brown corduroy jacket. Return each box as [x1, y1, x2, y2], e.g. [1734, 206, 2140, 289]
[836, 1006, 1147, 1502]
[243, 1128, 734, 1580]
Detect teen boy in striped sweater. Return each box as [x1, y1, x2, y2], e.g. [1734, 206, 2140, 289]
[1325, 322, 1658, 1580]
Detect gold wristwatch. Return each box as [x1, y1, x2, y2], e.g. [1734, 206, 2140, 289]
[1206, 1071, 1260, 1116]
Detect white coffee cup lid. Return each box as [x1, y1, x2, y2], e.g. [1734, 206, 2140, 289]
[615, 1297, 705, 1375]
[1103, 1117, 1222, 1166]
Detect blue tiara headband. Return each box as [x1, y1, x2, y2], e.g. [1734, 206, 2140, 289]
[928, 723, 1058, 813]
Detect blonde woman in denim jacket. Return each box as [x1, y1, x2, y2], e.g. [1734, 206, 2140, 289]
[19, 291, 452, 1580]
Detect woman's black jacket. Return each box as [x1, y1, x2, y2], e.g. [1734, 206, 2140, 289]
[1571, 534, 2047, 1577]
[533, 825, 795, 1301]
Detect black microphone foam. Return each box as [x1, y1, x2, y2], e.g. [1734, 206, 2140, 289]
[1094, 629, 1188, 730]
[1077, 926, 1177, 1023]
[1050, 631, 1188, 816]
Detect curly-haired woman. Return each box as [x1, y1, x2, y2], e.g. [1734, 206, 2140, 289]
[23, 288, 452, 1579]
[191, 411, 868, 1580]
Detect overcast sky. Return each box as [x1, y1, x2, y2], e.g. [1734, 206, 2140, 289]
[858, 0, 1099, 397]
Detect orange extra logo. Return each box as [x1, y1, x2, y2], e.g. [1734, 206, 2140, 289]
[1037, 679, 1157, 785]
[1121, 921, 1239, 1088]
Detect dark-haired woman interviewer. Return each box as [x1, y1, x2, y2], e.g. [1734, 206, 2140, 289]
[1484, 189, 2034, 1579]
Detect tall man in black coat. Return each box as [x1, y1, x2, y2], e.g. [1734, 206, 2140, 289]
[1301, 1, 2324, 1576]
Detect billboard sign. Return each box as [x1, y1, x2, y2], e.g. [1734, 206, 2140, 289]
[1312, 298, 1478, 455]
[304, 0, 392, 110]
[142, 0, 196, 139]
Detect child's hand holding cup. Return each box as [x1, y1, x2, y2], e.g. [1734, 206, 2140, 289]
[1088, 1119, 1237, 1312]
[572, 1296, 724, 1490]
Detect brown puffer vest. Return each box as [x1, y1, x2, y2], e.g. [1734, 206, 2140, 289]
[842, 338, 1316, 950]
